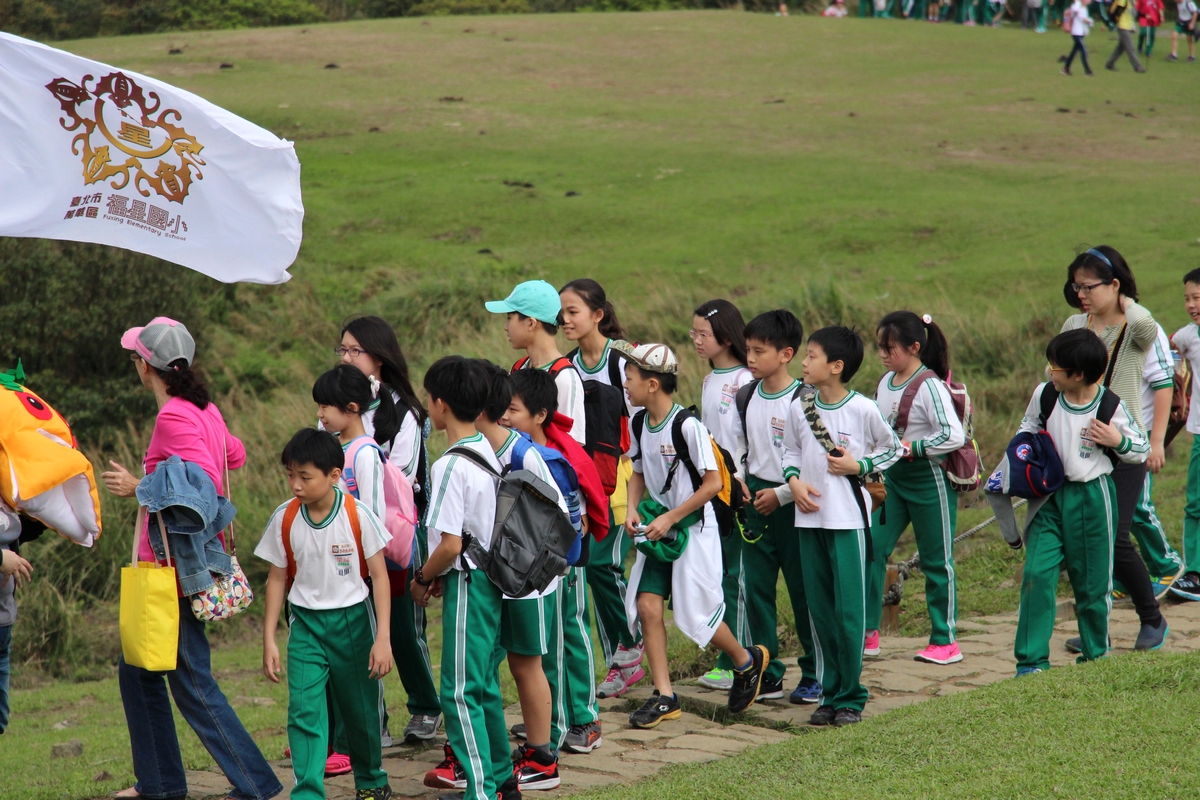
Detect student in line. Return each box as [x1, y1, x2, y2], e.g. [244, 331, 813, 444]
[864, 312, 965, 665]
[620, 341, 769, 729]
[411, 357, 519, 800]
[691, 300, 755, 692]
[1012, 330, 1149, 674]
[559, 279, 645, 698]
[1169, 269, 1200, 601]
[784, 327, 901, 727]
[734, 311, 821, 705]
[257, 429, 394, 800]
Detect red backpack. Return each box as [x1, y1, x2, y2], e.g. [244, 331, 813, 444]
[895, 370, 982, 493]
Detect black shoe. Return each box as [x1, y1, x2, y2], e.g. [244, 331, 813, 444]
[498, 777, 522, 800]
[510, 722, 527, 740]
[357, 787, 393, 800]
[1134, 617, 1169, 651]
[1065, 635, 1110, 654]
[1106, 63, 1117, 70]
[831, 708, 863, 727]
[756, 676, 785, 702]
[629, 691, 682, 729]
[1170, 571, 1200, 601]
[809, 705, 837, 726]
[728, 644, 768, 713]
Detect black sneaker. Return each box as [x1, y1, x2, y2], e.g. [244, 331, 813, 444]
[510, 722, 527, 740]
[1170, 571, 1200, 601]
[1134, 617, 1169, 651]
[756, 676, 785, 702]
[629, 691, 682, 729]
[498, 777, 523, 800]
[809, 705, 837, 726]
[831, 708, 862, 727]
[728, 644, 769, 713]
[356, 786, 393, 800]
[1065, 635, 1110, 654]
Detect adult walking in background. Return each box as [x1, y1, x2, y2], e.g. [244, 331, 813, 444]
[103, 317, 281, 800]
[1106, 0, 1148, 71]
[1060, 247, 1169, 651]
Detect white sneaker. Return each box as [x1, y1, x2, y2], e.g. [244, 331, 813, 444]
[596, 664, 645, 698]
[696, 667, 734, 690]
[612, 642, 644, 669]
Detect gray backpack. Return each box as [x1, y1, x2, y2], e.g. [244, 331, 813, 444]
[446, 446, 576, 597]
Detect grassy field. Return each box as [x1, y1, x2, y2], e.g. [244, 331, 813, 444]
[5, 10, 1200, 798]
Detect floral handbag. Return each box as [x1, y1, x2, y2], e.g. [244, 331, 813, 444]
[190, 446, 254, 622]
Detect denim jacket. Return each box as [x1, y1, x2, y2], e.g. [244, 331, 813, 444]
[136, 456, 236, 596]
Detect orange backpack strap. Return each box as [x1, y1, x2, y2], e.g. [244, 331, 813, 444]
[281, 498, 302, 588]
[343, 494, 370, 580]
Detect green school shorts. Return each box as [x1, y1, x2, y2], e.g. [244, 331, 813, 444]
[500, 591, 554, 656]
[637, 556, 674, 599]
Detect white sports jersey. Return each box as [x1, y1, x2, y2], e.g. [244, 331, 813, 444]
[1017, 384, 1149, 482]
[517, 358, 586, 444]
[1173, 324, 1200, 435]
[874, 368, 965, 459]
[1141, 324, 1174, 433]
[255, 489, 390, 610]
[701, 366, 754, 477]
[495, 429, 564, 599]
[425, 432, 501, 572]
[781, 391, 901, 530]
[628, 404, 719, 534]
[734, 379, 802, 503]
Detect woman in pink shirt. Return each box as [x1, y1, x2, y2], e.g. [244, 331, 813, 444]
[102, 317, 280, 800]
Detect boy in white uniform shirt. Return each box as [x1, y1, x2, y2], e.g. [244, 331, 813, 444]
[1171, 269, 1200, 601]
[783, 327, 901, 728]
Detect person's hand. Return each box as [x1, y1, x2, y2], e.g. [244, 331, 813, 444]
[1088, 418, 1123, 449]
[900, 440, 914, 460]
[102, 461, 140, 498]
[410, 579, 431, 607]
[826, 450, 862, 477]
[642, 512, 676, 542]
[738, 479, 751, 502]
[580, 515, 590, 535]
[624, 510, 643, 534]
[1148, 442, 1166, 474]
[0, 550, 33, 588]
[753, 488, 780, 515]
[368, 639, 394, 679]
[788, 478, 822, 513]
[429, 576, 443, 598]
[263, 640, 282, 684]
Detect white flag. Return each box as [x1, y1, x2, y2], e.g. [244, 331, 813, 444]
[0, 32, 303, 284]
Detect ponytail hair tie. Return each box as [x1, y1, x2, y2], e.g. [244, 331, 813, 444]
[368, 374, 381, 399]
[922, 314, 933, 325]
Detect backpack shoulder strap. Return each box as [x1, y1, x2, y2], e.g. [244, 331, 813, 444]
[630, 409, 648, 461]
[792, 383, 807, 403]
[446, 445, 502, 480]
[547, 356, 574, 377]
[1038, 384, 1060, 430]
[735, 379, 761, 436]
[511, 356, 530, 373]
[343, 494, 369, 580]
[606, 347, 624, 388]
[281, 498, 302, 588]
[665, 407, 703, 493]
[1097, 386, 1121, 424]
[895, 370, 936, 435]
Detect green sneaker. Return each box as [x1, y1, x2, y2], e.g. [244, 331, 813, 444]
[696, 667, 733, 690]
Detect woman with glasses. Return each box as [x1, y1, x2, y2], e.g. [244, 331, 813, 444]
[1060, 246, 1170, 652]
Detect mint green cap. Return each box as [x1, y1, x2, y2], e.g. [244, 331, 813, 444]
[485, 280, 561, 325]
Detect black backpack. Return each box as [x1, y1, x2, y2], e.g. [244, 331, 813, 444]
[630, 407, 743, 538]
[445, 446, 577, 597]
[1038, 385, 1122, 468]
[566, 347, 630, 497]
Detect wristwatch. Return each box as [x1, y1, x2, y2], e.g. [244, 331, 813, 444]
[414, 567, 433, 587]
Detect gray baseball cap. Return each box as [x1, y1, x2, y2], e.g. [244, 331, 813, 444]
[121, 317, 196, 370]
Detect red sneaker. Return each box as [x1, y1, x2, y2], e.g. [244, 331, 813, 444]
[863, 630, 881, 657]
[424, 743, 468, 789]
[914, 642, 963, 665]
[512, 744, 561, 791]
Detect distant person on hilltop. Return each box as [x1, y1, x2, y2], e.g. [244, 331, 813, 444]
[1063, 0, 1096, 75]
[1167, 0, 1198, 60]
[824, 0, 850, 16]
[1106, 0, 1147, 70]
[1137, 0, 1164, 55]
[1025, 0, 1048, 32]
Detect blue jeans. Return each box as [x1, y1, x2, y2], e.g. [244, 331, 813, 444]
[0, 624, 10, 735]
[1066, 34, 1092, 72]
[119, 599, 282, 800]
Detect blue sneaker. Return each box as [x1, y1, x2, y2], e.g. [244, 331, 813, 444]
[789, 677, 821, 705]
[1015, 667, 1044, 678]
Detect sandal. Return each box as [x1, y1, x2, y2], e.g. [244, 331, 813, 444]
[114, 790, 140, 799]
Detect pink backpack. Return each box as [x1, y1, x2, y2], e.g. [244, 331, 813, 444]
[895, 370, 983, 493]
[344, 436, 418, 570]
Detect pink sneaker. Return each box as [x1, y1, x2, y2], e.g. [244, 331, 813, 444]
[914, 642, 963, 665]
[325, 752, 352, 777]
[863, 630, 880, 656]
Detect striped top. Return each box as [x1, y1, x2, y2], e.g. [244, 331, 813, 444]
[1061, 298, 1158, 432]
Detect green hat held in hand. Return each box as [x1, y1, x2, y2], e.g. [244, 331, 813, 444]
[632, 499, 700, 562]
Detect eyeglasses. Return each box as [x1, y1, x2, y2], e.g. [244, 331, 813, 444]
[1071, 280, 1109, 295]
[688, 330, 713, 342]
[334, 346, 368, 358]
[129, 353, 142, 362]
[1046, 364, 1068, 374]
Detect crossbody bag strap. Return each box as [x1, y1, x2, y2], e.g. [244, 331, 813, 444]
[801, 395, 874, 548]
[223, 437, 236, 556]
[1103, 322, 1128, 389]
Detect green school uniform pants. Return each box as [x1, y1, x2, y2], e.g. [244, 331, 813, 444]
[287, 601, 388, 800]
[740, 475, 817, 684]
[1137, 25, 1157, 54]
[587, 514, 639, 665]
[1015, 477, 1116, 672]
[798, 527, 870, 712]
[865, 458, 959, 645]
[393, 529, 441, 718]
[859, 0, 876, 17]
[442, 570, 511, 800]
[1184, 436, 1200, 574]
[715, 532, 753, 671]
[1118, 472, 1182, 585]
[545, 568, 599, 747]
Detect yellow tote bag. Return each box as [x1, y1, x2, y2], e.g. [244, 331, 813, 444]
[120, 509, 179, 671]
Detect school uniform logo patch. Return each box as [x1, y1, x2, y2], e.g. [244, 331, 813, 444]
[771, 416, 787, 448]
[331, 543, 354, 576]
